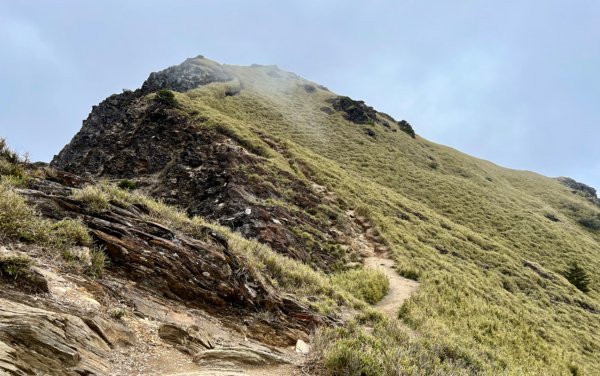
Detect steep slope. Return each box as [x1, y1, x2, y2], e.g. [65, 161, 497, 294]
[2, 151, 389, 375]
[51, 56, 600, 374]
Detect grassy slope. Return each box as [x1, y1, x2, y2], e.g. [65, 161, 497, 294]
[168, 62, 599, 374]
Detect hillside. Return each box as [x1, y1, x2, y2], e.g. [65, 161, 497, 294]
[2, 56, 599, 375]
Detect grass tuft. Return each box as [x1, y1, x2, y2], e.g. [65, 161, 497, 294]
[331, 268, 389, 304]
[0, 253, 33, 279]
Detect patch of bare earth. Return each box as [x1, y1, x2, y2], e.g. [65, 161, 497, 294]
[348, 210, 420, 319]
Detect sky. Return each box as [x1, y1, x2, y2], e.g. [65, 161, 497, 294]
[1, 1, 599, 189]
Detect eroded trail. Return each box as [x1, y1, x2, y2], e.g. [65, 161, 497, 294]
[348, 210, 420, 318]
[364, 256, 419, 318]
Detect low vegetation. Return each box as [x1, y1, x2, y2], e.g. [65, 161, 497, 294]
[72, 184, 110, 211]
[117, 178, 137, 190]
[0, 145, 97, 276]
[0, 253, 33, 279]
[310, 318, 485, 376]
[169, 64, 600, 374]
[154, 89, 178, 107]
[331, 268, 389, 304]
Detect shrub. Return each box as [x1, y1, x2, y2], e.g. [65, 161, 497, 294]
[310, 320, 484, 376]
[312, 324, 384, 376]
[117, 179, 137, 190]
[0, 253, 33, 279]
[331, 268, 389, 304]
[109, 307, 127, 320]
[155, 89, 177, 107]
[398, 120, 416, 138]
[578, 215, 600, 231]
[564, 261, 591, 293]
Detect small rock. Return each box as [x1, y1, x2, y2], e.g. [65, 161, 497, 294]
[245, 208, 252, 215]
[295, 339, 310, 354]
[202, 271, 210, 278]
[272, 218, 282, 225]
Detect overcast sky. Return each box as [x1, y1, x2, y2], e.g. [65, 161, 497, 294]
[1, 1, 599, 189]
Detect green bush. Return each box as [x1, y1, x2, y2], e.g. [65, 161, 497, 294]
[310, 320, 483, 376]
[117, 179, 137, 190]
[397, 120, 416, 138]
[564, 261, 591, 293]
[155, 89, 177, 107]
[399, 267, 420, 281]
[0, 183, 44, 242]
[51, 219, 93, 248]
[578, 215, 600, 231]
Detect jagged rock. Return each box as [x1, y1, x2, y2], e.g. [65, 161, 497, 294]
[50, 71, 349, 270]
[141, 56, 233, 94]
[329, 96, 378, 124]
[557, 177, 599, 207]
[558, 177, 598, 198]
[0, 298, 110, 375]
[17, 174, 330, 347]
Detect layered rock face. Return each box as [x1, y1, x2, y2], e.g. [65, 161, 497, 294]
[1, 170, 327, 375]
[52, 57, 355, 271]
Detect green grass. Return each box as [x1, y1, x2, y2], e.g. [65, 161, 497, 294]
[5, 58, 600, 373]
[0, 182, 91, 248]
[332, 268, 389, 304]
[152, 60, 600, 374]
[72, 184, 110, 211]
[310, 319, 485, 376]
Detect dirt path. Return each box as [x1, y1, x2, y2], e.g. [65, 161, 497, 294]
[364, 256, 419, 318]
[348, 210, 420, 319]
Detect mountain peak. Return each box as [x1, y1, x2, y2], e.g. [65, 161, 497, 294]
[140, 55, 233, 94]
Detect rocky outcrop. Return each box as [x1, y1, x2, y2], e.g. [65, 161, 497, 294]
[558, 177, 598, 198]
[557, 177, 599, 207]
[20, 173, 328, 342]
[0, 168, 333, 374]
[51, 77, 354, 271]
[329, 96, 379, 124]
[141, 56, 233, 94]
[0, 298, 110, 375]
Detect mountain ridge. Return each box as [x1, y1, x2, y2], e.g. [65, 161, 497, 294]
[2, 55, 599, 375]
